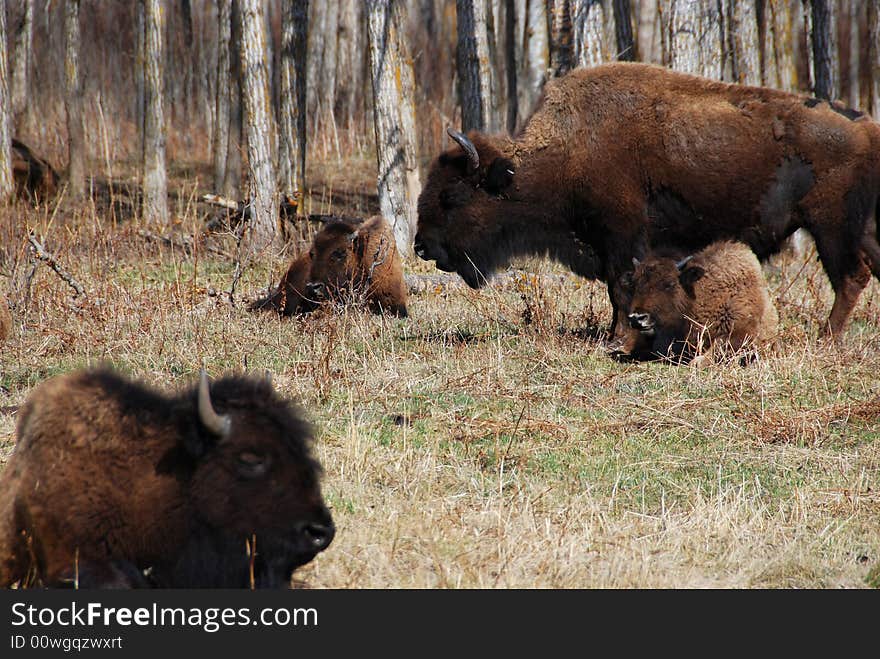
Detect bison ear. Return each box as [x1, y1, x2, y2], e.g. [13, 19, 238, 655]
[484, 158, 515, 195]
[678, 265, 705, 298]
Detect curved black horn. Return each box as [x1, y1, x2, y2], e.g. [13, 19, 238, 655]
[675, 255, 694, 271]
[446, 127, 480, 172]
[198, 369, 231, 439]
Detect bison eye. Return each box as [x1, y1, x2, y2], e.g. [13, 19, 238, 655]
[236, 451, 271, 478]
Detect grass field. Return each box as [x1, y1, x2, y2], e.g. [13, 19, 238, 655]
[1, 157, 879, 589]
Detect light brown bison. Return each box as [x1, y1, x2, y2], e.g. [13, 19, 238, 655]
[414, 62, 880, 338]
[614, 241, 778, 364]
[0, 368, 334, 588]
[251, 215, 408, 317]
[12, 139, 59, 202]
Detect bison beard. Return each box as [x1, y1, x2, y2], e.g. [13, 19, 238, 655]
[0, 369, 334, 589]
[415, 63, 880, 338]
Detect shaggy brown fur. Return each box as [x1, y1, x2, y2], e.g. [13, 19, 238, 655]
[615, 241, 778, 364]
[0, 293, 11, 343]
[415, 62, 880, 338]
[251, 216, 408, 317]
[0, 369, 334, 588]
[12, 139, 59, 202]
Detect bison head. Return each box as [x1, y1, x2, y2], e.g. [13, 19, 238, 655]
[414, 128, 517, 289]
[622, 255, 705, 358]
[164, 371, 334, 585]
[303, 219, 371, 304]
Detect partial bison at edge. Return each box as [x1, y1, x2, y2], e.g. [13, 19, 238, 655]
[250, 215, 408, 317]
[0, 368, 334, 588]
[414, 62, 880, 339]
[613, 241, 778, 365]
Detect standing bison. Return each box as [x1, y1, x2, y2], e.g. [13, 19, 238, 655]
[615, 241, 778, 364]
[0, 368, 334, 588]
[415, 62, 880, 338]
[250, 215, 408, 317]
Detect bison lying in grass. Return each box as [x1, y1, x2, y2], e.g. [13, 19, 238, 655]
[0, 368, 334, 588]
[250, 215, 408, 317]
[613, 241, 778, 365]
[414, 62, 880, 339]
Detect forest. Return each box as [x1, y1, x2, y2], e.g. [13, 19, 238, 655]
[0, 1, 879, 589]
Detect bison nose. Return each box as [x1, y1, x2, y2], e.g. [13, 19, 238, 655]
[628, 312, 653, 331]
[413, 236, 428, 260]
[304, 281, 325, 299]
[301, 521, 335, 552]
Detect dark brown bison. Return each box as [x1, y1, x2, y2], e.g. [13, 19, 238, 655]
[614, 241, 778, 364]
[12, 139, 60, 202]
[0, 368, 334, 588]
[251, 215, 408, 317]
[414, 62, 880, 338]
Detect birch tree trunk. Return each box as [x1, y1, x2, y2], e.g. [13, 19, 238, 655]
[213, 0, 232, 193]
[573, 0, 616, 68]
[662, 0, 723, 79]
[239, 0, 278, 252]
[612, 0, 635, 61]
[456, 0, 494, 131]
[278, 0, 308, 198]
[142, 0, 168, 224]
[547, 0, 574, 76]
[809, 0, 836, 100]
[65, 0, 85, 199]
[0, 0, 12, 203]
[522, 0, 549, 118]
[366, 0, 421, 255]
[11, 0, 33, 129]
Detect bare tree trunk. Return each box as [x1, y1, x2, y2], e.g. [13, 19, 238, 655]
[522, 0, 549, 117]
[337, 0, 363, 128]
[239, 0, 278, 252]
[64, 0, 85, 199]
[573, 0, 616, 68]
[0, 0, 12, 202]
[457, 0, 494, 131]
[135, 1, 145, 162]
[306, 0, 326, 122]
[869, 1, 880, 119]
[319, 1, 339, 126]
[11, 0, 33, 130]
[366, 0, 421, 254]
[504, 0, 519, 132]
[547, 0, 574, 76]
[761, 0, 796, 91]
[613, 0, 635, 60]
[809, 0, 836, 100]
[662, 0, 723, 79]
[278, 0, 308, 198]
[224, 0, 243, 197]
[142, 0, 168, 224]
[213, 0, 232, 193]
[724, 0, 760, 84]
[845, 0, 859, 108]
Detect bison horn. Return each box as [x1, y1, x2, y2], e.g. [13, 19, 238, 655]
[632, 257, 640, 268]
[446, 127, 480, 172]
[675, 255, 694, 271]
[198, 369, 231, 439]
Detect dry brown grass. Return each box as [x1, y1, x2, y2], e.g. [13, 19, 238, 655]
[1, 168, 879, 589]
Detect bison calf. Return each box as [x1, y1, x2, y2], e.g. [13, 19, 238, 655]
[0, 368, 334, 588]
[250, 215, 408, 317]
[615, 241, 778, 365]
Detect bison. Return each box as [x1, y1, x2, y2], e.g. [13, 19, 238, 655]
[614, 241, 778, 364]
[414, 62, 880, 339]
[250, 215, 408, 317]
[12, 139, 60, 202]
[0, 368, 334, 588]
[0, 293, 10, 343]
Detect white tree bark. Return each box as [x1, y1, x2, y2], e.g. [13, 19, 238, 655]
[0, 0, 12, 202]
[65, 0, 85, 199]
[573, 0, 617, 68]
[456, 0, 494, 132]
[239, 0, 278, 252]
[10, 0, 33, 128]
[522, 0, 549, 118]
[142, 0, 168, 224]
[337, 0, 364, 127]
[724, 0, 760, 85]
[213, 0, 232, 193]
[366, 0, 421, 254]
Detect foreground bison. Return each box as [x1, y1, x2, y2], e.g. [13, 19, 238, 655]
[614, 241, 778, 364]
[415, 62, 880, 338]
[250, 215, 408, 317]
[0, 368, 334, 588]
